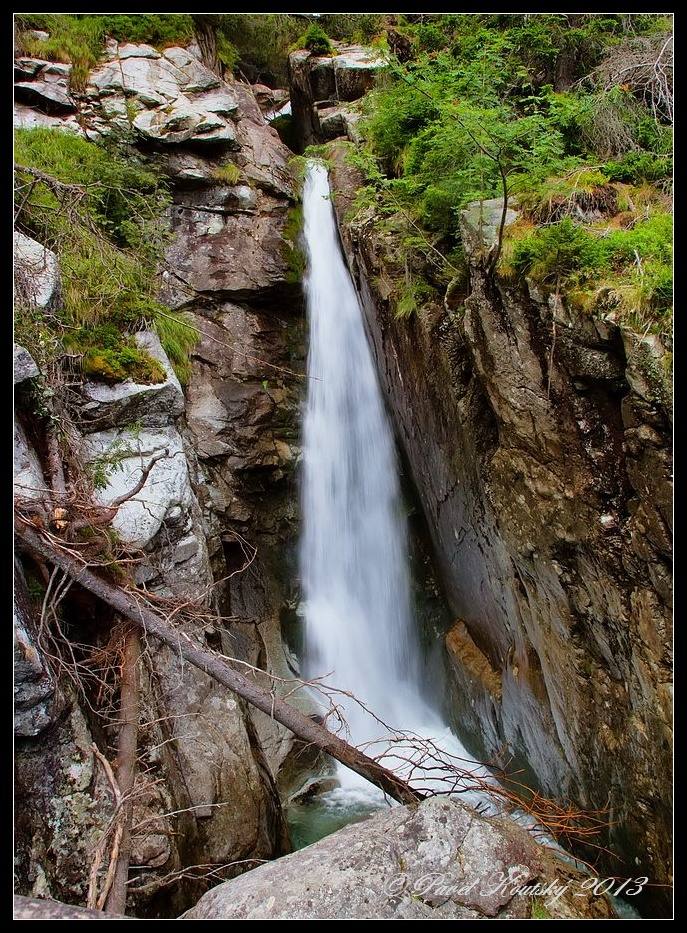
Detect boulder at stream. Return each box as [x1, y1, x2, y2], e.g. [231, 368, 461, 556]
[183, 796, 614, 920]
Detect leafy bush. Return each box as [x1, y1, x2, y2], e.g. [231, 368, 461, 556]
[603, 151, 672, 184]
[511, 219, 607, 285]
[317, 15, 384, 44]
[301, 23, 333, 56]
[347, 13, 672, 335]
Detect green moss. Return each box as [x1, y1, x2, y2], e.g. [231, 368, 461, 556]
[82, 345, 165, 384]
[282, 205, 306, 283]
[68, 323, 165, 384]
[531, 898, 552, 919]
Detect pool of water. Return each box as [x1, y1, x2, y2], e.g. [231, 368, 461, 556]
[286, 785, 388, 850]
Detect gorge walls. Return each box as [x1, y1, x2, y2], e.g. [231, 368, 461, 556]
[329, 144, 672, 910]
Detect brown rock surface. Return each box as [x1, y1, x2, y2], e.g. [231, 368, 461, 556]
[329, 141, 672, 914]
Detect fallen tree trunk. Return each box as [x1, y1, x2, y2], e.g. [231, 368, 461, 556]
[16, 523, 422, 807]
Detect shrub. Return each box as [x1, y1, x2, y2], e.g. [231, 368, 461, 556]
[301, 22, 333, 56]
[511, 218, 608, 285]
[603, 151, 672, 184]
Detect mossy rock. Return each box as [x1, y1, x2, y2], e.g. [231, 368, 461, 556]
[82, 345, 166, 384]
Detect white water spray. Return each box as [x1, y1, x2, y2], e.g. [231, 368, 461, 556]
[299, 161, 481, 802]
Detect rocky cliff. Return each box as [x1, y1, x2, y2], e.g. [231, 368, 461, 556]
[329, 143, 672, 912]
[288, 44, 384, 149]
[14, 38, 305, 916]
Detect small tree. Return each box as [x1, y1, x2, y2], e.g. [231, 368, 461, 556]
[302, 22, 333, 56]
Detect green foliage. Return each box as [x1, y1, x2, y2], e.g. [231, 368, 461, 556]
[282, 205, 305, 283]
[212, 162, 242, 185]
[86, 435, 137, 490]
[317, 15, 384, 44]
[513, 167, 618, 223]
[395, 279, 436, 319]
[300, 23, 333, 56]
[153, 312, 199, 385]
[603, 151, 672, 184]
[214, 15, 304, 83]
[510, 213, 672, 332]
[345, 13, 671, 336]
[14, 127, 197, 383]
[511, 219, 607, 284]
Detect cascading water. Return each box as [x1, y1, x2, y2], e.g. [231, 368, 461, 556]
[298, 160, 480, 806]
[293, 163, 637, 917]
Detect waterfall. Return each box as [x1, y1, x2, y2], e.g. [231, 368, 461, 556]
[298, 161, 477, 800]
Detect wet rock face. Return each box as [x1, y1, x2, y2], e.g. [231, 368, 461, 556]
[288, 45, 384, 149]
[329, 145, 672, 912]
[184, 796, 614, 919]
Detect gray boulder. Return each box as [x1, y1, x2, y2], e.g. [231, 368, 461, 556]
[81, 424, 192, 551]
[14, 896, 128, 920]
[183, 796, 613, 920]
[14, 344, 39, 384]
[15, 76, 75, 114]
[460, 197, 519, 256]
[14, 419, 46, 503]
[14, 232, 60, 309]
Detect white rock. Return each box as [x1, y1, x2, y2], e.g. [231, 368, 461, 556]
[117, 43, 161, 60]
[88, 56, 182, 103]
[14, 101, 83, 134]
[162, 46, 221, 93]
[15, 78, 75, 113]
[183, 795, 602, 920]
[14, 419, 46, 503]
[14, 232, 60, 309]
[14, 345, 39, 384]
[82, 424, 193, 549]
